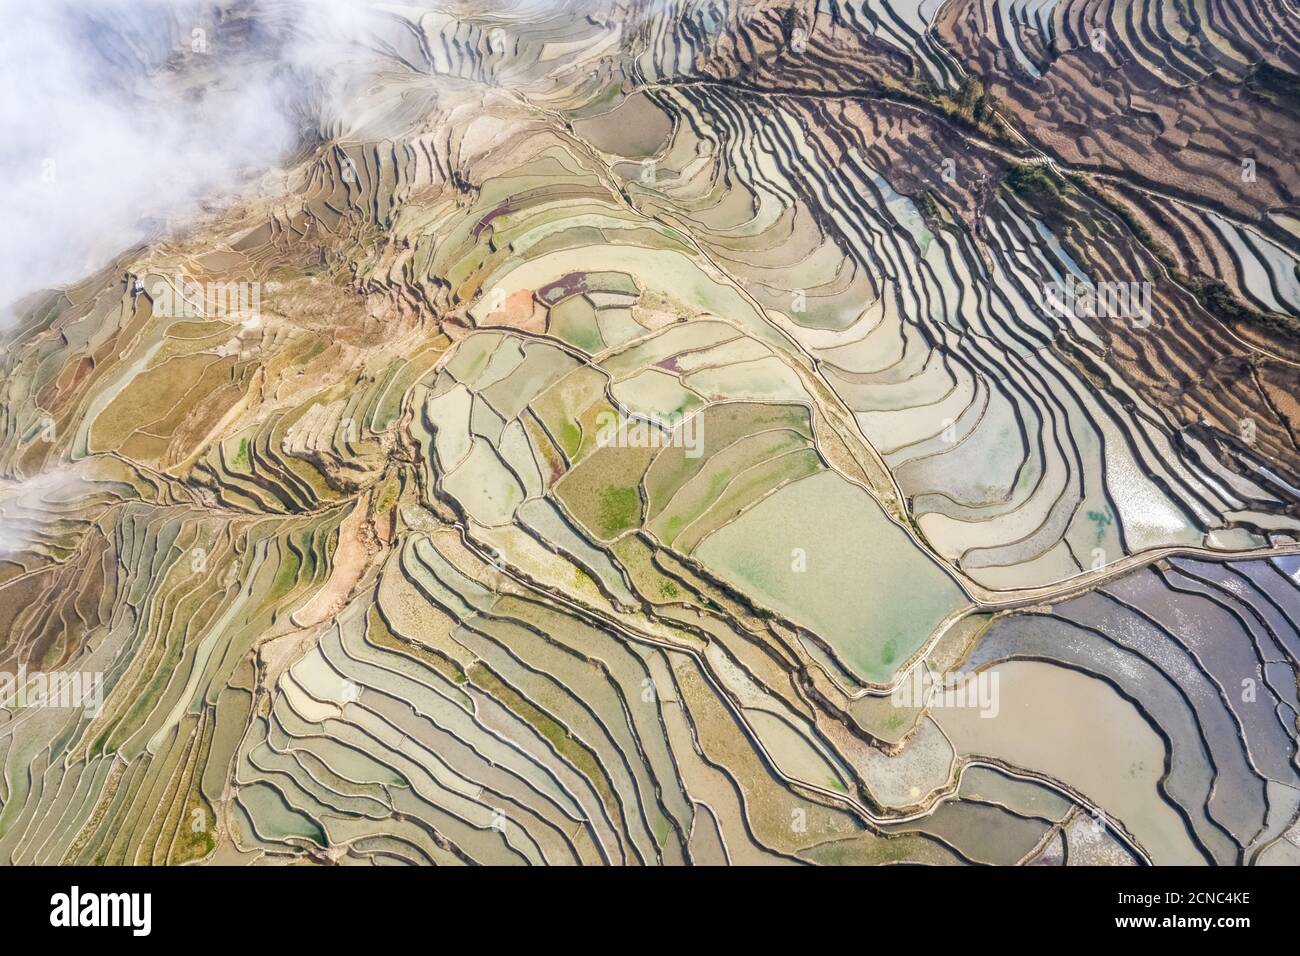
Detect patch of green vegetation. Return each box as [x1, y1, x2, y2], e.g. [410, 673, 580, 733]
[375, 478, 400, 512]
[1247, 62, 1300, 115]
[659, 580, 680, 600]
[923, 75, 1017, 144]
[231, 436, 251, 470]
[1087, 507, 1114, 546]
[1061, 149, 1300, 345]
[1004, 163, 1071, 222]
[596, 485, 641, 538]
[557, 420, 581, 457]
[880, 638, 898, 668]
[914, 190, 940, 223]
[1066, 174, 1179, 269]
[268, 546, 302, 601]
[94, 627, 189, 757]
[881, 712, 906, 732]
[467, 663, 615, 805]
[653, 814, 672, 847]
[727, 552, 773, 591]
[172, 800, 217, 863]
[1187, 276, 1300, 342]
[1193, 277, 1261, 323]
[954, 75, 993, 126]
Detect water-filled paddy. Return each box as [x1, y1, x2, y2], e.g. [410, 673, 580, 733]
[694, 470, 968, 683]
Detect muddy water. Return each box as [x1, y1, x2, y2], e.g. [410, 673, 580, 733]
[573, 91, 672, 159]
[935, 660, 1205, 864]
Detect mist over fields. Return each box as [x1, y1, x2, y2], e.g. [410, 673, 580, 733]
[0, 0, 387, 316]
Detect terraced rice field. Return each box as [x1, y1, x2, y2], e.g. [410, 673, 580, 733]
[1, 0, 1299, 866]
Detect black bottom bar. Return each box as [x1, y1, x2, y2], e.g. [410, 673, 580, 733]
[0, 865, 1279, 943]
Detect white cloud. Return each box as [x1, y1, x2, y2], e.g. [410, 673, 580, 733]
[0, 0, 397, 319]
